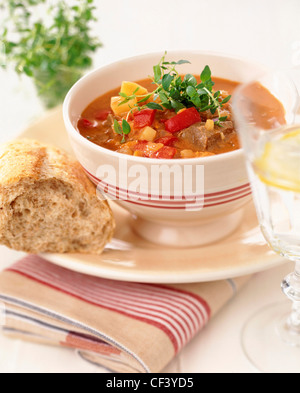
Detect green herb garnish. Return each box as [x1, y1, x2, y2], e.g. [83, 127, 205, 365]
[113, 119, 131, 143]
[117, 52, 231, 142]
[0, 0, 101, 108]
[215, 116, 229, 127]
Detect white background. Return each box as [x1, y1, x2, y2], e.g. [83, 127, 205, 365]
[0, 0, 299, 373]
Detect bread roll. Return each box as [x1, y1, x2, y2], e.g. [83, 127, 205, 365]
[0, 139, 115, 254]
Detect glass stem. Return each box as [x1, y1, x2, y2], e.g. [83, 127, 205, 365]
[281, 261, 300, 333]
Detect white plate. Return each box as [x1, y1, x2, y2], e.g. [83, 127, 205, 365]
[18, 107, 284, 283]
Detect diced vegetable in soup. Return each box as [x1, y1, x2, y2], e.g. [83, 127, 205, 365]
[77, 56, 285, 159]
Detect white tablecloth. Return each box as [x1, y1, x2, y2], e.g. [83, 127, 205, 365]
[0, 0, 299, 373]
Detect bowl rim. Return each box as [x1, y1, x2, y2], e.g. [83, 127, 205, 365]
[63, 49, 268, 165]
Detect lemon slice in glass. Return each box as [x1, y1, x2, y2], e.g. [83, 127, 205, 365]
[255, 128, 300, 192]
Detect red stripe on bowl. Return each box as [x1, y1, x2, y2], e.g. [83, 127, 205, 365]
[84, 169, 250, 201]
[96, 181, 251, 205]
[96, 184, 252, 210]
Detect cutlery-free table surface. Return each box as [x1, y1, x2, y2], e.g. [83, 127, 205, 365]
[0, 245, 291, 373]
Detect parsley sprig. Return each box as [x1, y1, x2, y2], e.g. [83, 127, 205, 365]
[114, 52, 231, 142]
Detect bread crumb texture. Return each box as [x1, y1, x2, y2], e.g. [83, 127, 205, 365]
[0, 139, 115, 254]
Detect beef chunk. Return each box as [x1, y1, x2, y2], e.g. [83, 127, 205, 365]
[106, 114, 114, 127]
[179, 121, 234, 151]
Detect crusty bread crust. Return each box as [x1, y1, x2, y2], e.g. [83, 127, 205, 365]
[0, 139, 115, 254]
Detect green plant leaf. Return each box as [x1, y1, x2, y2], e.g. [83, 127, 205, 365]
[2, 0, 102, 107]
[146, 102, 163, 110]
[159, 91, 169, 104]
[184, 74, 197, 86]
[137, 94, 152, 104]
[111, 52, 231, 124]
[122, 119, 131, 135]
[186, 85, 197, 98]
[113, 119, 122, 135]
[221, 95, 231, 104]
[170, 99, 185, 112]
[176, 59, 191, 65]
[153, 64, 162, 83]
[162, 73, 173, 91]
[200, 65, 211, 83]
[23, 66, 33, 76]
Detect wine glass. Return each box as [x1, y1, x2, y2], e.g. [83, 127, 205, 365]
[233, 70, 300, 373]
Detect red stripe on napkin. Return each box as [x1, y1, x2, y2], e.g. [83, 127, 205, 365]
[61, 332, 121, 356]
[7, 255, 211, 353]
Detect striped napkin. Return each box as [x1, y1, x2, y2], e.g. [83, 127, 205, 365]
[0, 255, 250, 373]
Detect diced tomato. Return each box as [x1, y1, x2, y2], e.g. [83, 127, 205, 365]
[151, 146, 177, 159]
[133, 109, 156, 129]
[78, 118, 95, 128]
[133, 141, 148, 151]
[155, 136, 178, 146]
[164, 107, 201, 133]
[95, 109, 112, 120]
[126, 140, 177, 159]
